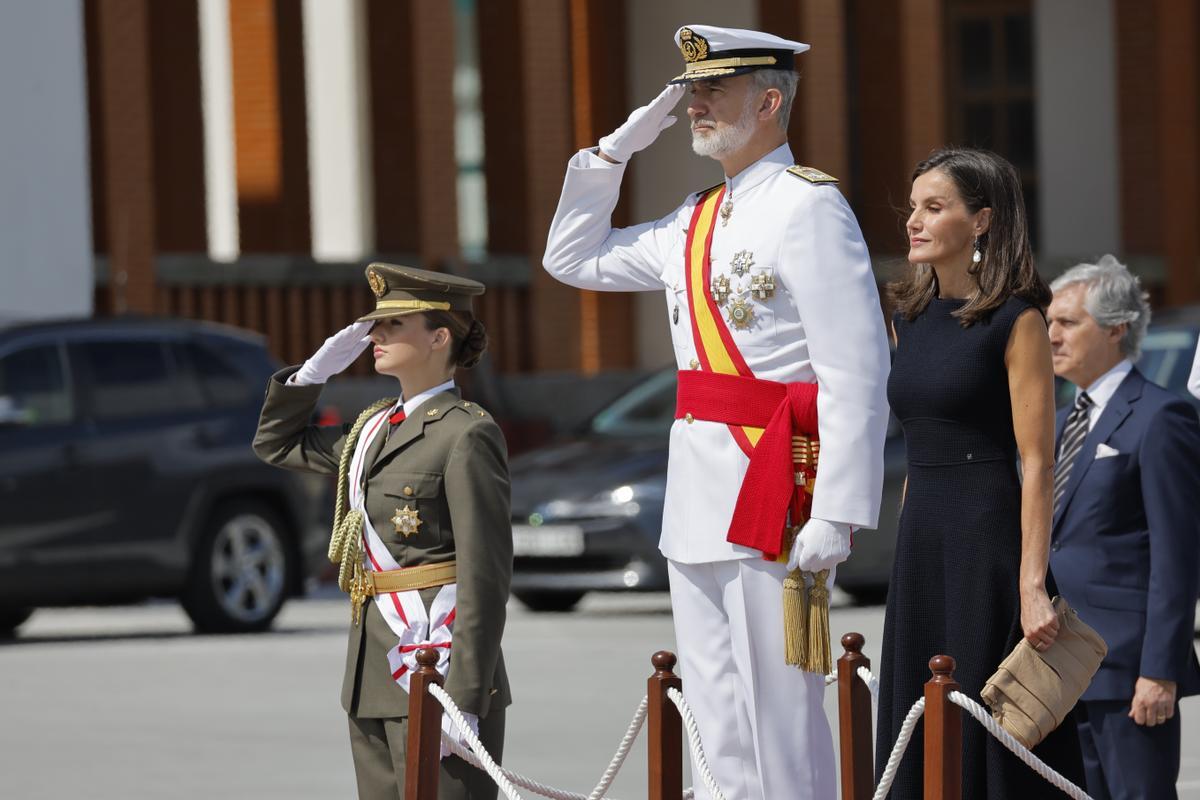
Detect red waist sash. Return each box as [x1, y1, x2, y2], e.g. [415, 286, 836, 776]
[675, 370, 819, 559]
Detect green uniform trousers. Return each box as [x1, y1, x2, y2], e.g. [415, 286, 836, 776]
[347, 709, 505, 799]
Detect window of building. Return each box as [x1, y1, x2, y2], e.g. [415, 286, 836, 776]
[0, 345, 73, 428]
[946, 1, 1038, 244]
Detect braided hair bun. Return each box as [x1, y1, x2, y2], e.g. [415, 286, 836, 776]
[456, 318, 488, 368]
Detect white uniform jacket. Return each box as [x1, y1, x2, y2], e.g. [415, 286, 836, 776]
[544, 143, 890, 564]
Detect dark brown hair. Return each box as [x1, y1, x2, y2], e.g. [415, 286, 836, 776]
[422, 310, 488, 369]
[888, 147, 1050, 326]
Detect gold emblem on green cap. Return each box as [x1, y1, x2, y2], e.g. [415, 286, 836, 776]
[367, 270, 388, 298]
[679, 28, 709, 63]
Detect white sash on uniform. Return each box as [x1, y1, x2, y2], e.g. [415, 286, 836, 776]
[348, 406, 457, 692]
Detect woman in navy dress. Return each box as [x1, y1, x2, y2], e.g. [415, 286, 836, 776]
[875, 148, 1084, 797]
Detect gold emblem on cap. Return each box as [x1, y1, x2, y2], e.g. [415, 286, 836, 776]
[367, 270, 388, 298]
[678, 28, 710, 63]
[391, 505, 422, 537]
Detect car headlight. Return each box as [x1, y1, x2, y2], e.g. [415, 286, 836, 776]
[538, 481, 665, 521]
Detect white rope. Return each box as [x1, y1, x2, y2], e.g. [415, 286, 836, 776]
[428, 683, 525, 800]
[666, 687, 728, 800]
[432, 686, 668, 800]
[948, 691, 1093, 800]
[872, 697, 925, 800]
[857, 666, 880, 699]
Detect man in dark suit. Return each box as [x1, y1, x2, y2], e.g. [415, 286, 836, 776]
[1047, 255, 1200, 799]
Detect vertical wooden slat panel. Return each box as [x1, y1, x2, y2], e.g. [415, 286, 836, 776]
[93, 0, 157, 313]
[286, 286, 306, 365]
[265, 285, 286, 363]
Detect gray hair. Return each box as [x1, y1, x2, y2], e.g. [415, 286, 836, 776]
[747, 68, 798, 131]
[1050, 254, 1151, 359]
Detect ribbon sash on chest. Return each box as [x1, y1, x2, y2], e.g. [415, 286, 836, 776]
[682, 186, 821, 559]
[347, 407, 457, 691]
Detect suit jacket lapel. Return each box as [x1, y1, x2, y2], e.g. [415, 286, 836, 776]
[1053, 369, 1144, 530]
[367, 389, 461, 477]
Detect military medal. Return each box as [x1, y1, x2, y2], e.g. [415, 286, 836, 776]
[391, 505, 422, 537]
[719, 197, 733, 226]
[750, 270, 776, 300]
[729, 250, 754, 277]
[711, 274, 731, 305]
[727, 296, 755, 330]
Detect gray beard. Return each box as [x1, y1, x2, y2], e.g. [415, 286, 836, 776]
[690, 98, 757, 158]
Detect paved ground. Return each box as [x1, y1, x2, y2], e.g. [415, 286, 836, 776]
[2, 592, 1197, 799]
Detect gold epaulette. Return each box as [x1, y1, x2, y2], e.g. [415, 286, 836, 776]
[787, 165, 839, 184]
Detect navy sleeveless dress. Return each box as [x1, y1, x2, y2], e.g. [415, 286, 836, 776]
[875, 295, 1084, 798]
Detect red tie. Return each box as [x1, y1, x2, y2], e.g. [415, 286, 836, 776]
[388, 409, 406, 425]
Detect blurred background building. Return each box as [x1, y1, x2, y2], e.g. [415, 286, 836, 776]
[3, 0, 1198, 380]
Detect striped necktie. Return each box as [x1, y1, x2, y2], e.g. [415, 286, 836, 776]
[1053, 391, 1094, 513]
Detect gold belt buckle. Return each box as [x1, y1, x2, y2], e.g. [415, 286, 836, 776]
[349, 568, 376, 626]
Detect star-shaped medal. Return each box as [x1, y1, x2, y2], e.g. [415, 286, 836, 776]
[726, 297, 755, 330]
[729, 250, 755, 277]
[391, 505, 422, 537]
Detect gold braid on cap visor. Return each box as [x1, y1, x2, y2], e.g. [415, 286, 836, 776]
[375, 299, 453, 312]
[685, 55, 777, 73]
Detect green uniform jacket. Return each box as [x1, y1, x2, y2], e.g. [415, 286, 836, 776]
[253, 367, 513, 719]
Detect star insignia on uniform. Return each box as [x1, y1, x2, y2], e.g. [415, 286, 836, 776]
[729, 250, 755, 277]
[711, 274, 731, 305]
[750, 271, 776, 300]
[391, 505, 422, 537]
[726, 297, 755, 330]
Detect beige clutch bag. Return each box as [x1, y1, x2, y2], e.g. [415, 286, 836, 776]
[980, 596, 1108, 749]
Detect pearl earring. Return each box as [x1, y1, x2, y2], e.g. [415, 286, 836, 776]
[972, 237, 982, 264]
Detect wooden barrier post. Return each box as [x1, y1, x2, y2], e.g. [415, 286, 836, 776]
[405, 648, 445, 800]
[838, 632, 874, 800]
[924, 655, 961, 800]
[647, 650, 683, 800]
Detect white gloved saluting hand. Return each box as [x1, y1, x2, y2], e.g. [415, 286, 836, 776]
[289, 321, 373, 386]
[787, 518, 853, 573]
[598, 84, 686, 163]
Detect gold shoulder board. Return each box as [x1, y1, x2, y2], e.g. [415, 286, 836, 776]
[787, 165, 839, 184]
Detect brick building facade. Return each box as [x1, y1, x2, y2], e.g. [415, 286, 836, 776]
[56, 0, 1200, 374]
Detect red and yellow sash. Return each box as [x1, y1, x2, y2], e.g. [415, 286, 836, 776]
[684, 186, 762, 459]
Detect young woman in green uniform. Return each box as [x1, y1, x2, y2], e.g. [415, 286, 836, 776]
[254, 263, 512, 799]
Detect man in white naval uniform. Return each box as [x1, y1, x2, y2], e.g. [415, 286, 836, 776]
[543, 25, 890, 800]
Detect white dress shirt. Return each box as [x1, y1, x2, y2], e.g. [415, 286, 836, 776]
[1079, 359, 1133, 431]
[396, 378, 456, 419]
[544, 143, 891, 564]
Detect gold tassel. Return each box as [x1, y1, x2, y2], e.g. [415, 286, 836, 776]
[805, 568, 833, 675]
[783, 568, 809, 666]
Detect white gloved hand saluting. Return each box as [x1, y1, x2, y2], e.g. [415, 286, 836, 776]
[440, 710, 480, 760]
[289, 321, 373, 386]
[787, 518, 853, 573]
[598, 84, 686, 163]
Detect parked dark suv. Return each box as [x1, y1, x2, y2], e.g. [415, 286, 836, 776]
[0, 317, 327, 636]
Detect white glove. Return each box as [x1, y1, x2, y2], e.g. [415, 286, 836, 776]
[597, 84, 685, 163]
[787, 518, 852, 573]
[440, 711, 479, 760]
[289, 321, 373, 386]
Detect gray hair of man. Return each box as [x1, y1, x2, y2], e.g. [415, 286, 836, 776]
[1050, 254, 1151, 360]
[747, 68, 798, 131]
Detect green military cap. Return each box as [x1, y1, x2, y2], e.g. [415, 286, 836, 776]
[356, 262, 485, 322]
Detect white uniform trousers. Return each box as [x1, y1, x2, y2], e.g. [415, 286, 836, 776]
[667, 558, 836, 800]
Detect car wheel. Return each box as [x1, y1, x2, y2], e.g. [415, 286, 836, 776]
[0, 607, 33, 638]
[514, 590, 585, 613]
[183, 499, 295, 633]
